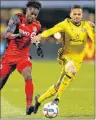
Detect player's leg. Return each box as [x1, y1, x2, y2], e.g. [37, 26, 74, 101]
[33, 58, 66, 113]
[0, 62, 15, 90]
[37, 53, 67, 104]
[33, 73, 65, 114]
[21, 67, 34, 115]
[17, 57, 34, 115]
[0, 73, 10, 90]
[53, 60, 76, 104]
[37, 73, 65, 103]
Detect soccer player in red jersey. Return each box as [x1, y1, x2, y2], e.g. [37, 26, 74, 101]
[0, 0, 43, 115]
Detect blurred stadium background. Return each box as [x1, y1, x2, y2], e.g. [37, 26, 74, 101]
[0, 0, 95, 120]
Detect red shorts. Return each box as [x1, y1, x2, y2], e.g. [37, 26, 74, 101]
[0, 55, 32, 77]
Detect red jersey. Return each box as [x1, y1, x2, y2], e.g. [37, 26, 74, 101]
[5, 13, 41, 56]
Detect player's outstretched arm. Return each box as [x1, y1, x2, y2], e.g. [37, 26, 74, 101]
[31, 20, 66, 43]
[31, 20, 66, 57]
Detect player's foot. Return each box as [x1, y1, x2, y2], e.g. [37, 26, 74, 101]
[52, 98, 59, 105]
[26, 105, 34, 115]
[34, 94, 41, 114]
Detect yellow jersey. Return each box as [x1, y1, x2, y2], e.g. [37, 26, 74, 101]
[40, 18, 94, 62]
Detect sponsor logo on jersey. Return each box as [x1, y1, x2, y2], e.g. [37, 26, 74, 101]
[70, 39, 84, 43]
[19, 29, 30, 36]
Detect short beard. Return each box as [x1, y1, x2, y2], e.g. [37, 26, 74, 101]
[27, 19, 33, 24]
[72, 20, 81, 26]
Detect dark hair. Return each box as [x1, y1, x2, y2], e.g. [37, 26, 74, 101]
[71, 5, 83, 10]
[26, 0, 41, 10]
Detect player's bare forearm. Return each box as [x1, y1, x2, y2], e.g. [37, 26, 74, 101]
[31, 34, 42, 44]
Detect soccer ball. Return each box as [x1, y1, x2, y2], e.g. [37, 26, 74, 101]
[43, 102, 59, 118]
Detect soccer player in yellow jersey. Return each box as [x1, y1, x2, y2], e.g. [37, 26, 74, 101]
[32, 5, 95, 114]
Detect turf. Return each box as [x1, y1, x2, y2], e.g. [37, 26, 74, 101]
[1, 60, 95, 120]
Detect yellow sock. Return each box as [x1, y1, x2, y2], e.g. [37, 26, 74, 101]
[54, 73, 73, 100]
[38, 85, 57, 103]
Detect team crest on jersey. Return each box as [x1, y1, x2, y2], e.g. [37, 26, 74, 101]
[81, 28, 86, 32]
[33, 26, 37, 32]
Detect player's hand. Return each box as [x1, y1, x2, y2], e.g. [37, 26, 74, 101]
[31, 35, 42, 43]
[36, 43, 44, 58]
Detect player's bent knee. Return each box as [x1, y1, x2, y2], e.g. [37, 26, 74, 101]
[21, 67, 32, 80]
[25, 75, 32, 80]
[66, 67, 76, 74]
[22, 73, 32, 80]
[65, 61, 76, 74]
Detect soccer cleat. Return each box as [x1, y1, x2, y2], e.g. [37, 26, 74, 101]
[26, 105, 34, 115]
[52, 98, 59, 105]
[34, 94, 41, 114]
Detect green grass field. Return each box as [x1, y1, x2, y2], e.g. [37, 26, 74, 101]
[1, 60, 95, 120]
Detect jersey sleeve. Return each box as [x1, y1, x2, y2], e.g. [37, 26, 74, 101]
[5, 14, 19, 38]
[85, 21, 95, 42]
[40, 19, 67, 38]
